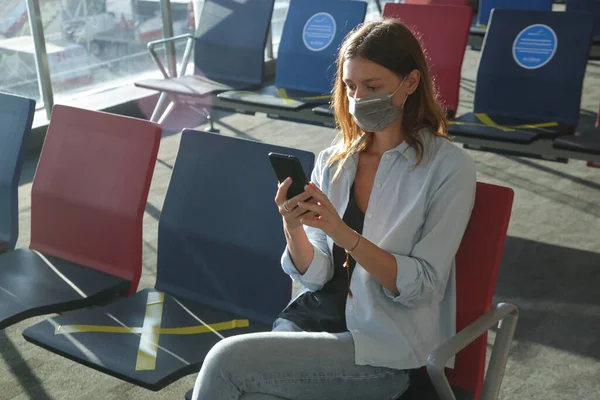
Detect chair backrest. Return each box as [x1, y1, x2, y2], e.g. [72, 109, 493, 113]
[567, 0, 600, 39]
[0, 92, 35, 250]
[155, 130, 315, 326]
[30, 106, 161, 292]
[276, 0, 367, 94]
[405, 0, 468, 5]
[382, 3, 472, 115]
[446, 182, 513, 397]
[477, 0, 553, 26]
[474, 9, 594, 125]
[194, 0, 275, 86]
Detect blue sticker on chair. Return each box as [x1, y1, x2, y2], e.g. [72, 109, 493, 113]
[275, 0, 367, 94]
[512, 24, 557, 69]
[303, 12, 337, 52]
[472, 9, 593, 126]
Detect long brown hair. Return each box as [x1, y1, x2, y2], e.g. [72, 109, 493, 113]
[328, 19, 448, 178]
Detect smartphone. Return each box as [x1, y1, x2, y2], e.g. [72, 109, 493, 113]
[268, 152, 310, 199]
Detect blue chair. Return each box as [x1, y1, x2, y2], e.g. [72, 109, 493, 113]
[24, 130, 315, 391]
[135, 0, 275, 131]
[0, 92, 35, 254]
[567, 0, 600, 43]
[476, 0, 553, 27]
[218, 0, 367, 111]
[449, 9, 594, 146]
[469, 0, 553, 40]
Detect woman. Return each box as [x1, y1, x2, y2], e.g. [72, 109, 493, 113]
[191, 19, 476, 400]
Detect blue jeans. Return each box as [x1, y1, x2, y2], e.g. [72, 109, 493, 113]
[191, 318, 410, 400]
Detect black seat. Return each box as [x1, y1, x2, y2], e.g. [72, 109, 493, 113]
[553, 129, 600, 155]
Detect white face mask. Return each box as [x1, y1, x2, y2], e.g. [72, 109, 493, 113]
[348, 77, 408, 132]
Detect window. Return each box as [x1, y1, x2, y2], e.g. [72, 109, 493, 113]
[44, 0, 194, 99]
[0, 1, 41, 103]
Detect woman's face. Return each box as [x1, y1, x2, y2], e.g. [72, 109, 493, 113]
[342, 57, 406, 107]
[342, 56, 419, 108]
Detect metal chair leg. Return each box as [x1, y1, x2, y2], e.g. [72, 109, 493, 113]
[204, 110, 219, 133]
[150, 92, 170, 122]
[188, 103, 220, 133]
[157, 101, 177, 125]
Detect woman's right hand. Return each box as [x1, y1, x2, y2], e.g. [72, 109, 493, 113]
[275, 178, 317, 230]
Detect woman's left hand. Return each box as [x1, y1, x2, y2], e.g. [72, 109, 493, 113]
[297, 182, 357, 250]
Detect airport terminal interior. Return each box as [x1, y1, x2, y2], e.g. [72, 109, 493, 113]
[0, 0, 600, 399]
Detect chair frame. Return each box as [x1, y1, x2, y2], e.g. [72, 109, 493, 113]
[427, 302, 518, 400]
[145, 34, 220, 132]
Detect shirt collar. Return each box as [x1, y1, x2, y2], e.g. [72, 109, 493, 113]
[386, 140, 416, 162]
[341, 132, 421, 170]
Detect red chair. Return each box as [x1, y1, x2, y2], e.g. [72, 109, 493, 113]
[404, 0, 468, 5]
[0, 105, 161, 329]
[383, 3, 473, 118]
[400, 182, 517, 400]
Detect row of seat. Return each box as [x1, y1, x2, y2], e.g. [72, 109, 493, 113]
[135, 0, 600, 165]
[0, 93, 517, 399]
[410, 0, 600, 43]
[469, 0, 600, 43]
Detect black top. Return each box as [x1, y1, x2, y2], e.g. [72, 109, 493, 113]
[278, 183, 365, 333]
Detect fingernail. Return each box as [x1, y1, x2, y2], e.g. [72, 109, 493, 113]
[284, 177, 291, 183]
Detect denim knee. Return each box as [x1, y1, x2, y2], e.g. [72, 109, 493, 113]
[202, 334, 254, 381]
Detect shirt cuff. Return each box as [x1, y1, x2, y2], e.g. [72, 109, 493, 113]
[382, 253, 421, 306]
[281, 244, 332, 291]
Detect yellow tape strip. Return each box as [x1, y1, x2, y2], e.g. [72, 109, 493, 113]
[55, 319, 250, 335]
[136, 291, 164, 370]
[448, 113, 559, 132]
[512, 121, 559, 129]
[275, 88, 297, 105]
[54, 319, 250, 335]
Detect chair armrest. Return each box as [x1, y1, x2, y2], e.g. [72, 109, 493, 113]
[0, 241, 9, 255]
[147, 34, 195, 79]
[426, 303, 519, 400]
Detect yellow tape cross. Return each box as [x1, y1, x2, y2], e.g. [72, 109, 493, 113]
[448, 113, 559, 132]
[54, 292, 250, 371]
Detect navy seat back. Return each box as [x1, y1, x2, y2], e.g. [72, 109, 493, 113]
[276, 0, 367, 94]
[567, 0, 600, 39]
[194, 0, 275, 86]
[156, 130, 315, 325]
[474, 9, 593, 125]
[0, 93, 35, 249]
[477, 0, 553, 26]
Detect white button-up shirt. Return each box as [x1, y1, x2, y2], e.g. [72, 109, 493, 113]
[281, 131, 476, 370]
